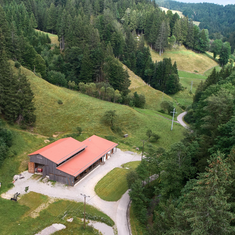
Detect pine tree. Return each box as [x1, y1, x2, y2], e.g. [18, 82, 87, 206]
[0, 5, 11, 55]
[47, 3, 57, 33]
[182, 152, 235, 235]
[14, 71, 36, 126]
[79, 45, 93, 83]
[155, 21, 168, 55]
[185, 21, 194, 49]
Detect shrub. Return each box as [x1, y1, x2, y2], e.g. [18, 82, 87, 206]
[57, 100, 63, 105]
[160, 101, 174, 115]
[149, 133, 160, 142]
[111, 125, 123, 136]
[15, 61, 21, 68]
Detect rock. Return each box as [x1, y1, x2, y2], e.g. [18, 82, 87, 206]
[67, 218, 73, 222]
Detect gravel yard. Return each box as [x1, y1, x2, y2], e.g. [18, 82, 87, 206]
[2, 149, 141, 235]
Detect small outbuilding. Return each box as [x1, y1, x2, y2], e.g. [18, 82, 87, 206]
[28, 135, 118, 186]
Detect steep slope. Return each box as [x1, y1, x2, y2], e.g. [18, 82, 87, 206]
[10, 62, 184, 150]
[123, 65, 181, 112]
[150, 45, 218, 74]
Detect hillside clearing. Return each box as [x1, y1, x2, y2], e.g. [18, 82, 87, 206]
[35, 29, 59, 46]
[159, 6, 200, 26]
[124, 64, 182, 113]
[150, 45, 218, 74]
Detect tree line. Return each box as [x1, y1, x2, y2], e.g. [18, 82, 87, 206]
[157, 0, 235, 54]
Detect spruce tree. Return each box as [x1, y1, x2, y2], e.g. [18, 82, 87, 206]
[182, 152, 235, 235]
[15, 72, 36, 126]
[79, 45, 93, 83]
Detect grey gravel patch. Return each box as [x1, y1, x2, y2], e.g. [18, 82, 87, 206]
[88, 221, 114, 235]
[35, 223, 66, 235]
[124, 151, 134, 154]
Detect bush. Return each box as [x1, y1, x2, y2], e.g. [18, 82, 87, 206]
[149, 133, 160, 142]
[160, 101, 174, 115]
[76, 126, 82, 136]
[57, 100, 63, 105]
[111, 125, 123, 136]
[15, 61, 21, 68]
[126, 170, 139, 188]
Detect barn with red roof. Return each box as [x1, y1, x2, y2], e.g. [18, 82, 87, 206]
[28, 135, 118, 186]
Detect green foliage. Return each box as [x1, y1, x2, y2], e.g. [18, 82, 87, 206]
[101, 110, 117, 128]
[133, 92, 146, 108]
[180, 152, 235, 234]
[47, 70, 67, 87]
[57, 99, 63, 105]
[126, 170, 139, 189]
[160, 101, 174, 115]
[0, 36, 36, 126]
[14, 61, 21, 69]
[152, 58, 181, 94]
[76, 126, 82, 136]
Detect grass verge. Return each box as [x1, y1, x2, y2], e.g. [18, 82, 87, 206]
[130, 204, 146, 235]
[95, 161, 140, 201]
[95, 168, 129, 201]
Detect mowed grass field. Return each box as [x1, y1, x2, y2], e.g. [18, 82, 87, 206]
[150, 45, 218, 74]
[10, 62, 185, 152]
[0, 192, 114, 235]
[95, 161, 140, 201]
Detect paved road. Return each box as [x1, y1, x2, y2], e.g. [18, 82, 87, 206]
[177, 111, 188, 128]
[3, 149, 141, 235]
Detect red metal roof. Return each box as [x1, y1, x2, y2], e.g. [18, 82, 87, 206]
[57, 135, 118, 176]
[29, 137, 87, 164]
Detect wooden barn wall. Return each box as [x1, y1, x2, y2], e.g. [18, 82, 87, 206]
[30, 154, 75, 186]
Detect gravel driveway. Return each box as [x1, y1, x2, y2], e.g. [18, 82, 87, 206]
[3, 149, 141, 235]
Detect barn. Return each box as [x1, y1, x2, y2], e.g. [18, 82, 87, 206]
[28, 135, 118, 186]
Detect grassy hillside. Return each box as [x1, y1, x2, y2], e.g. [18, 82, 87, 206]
[150, 45, 218, 74]
[10, 62, 185, 152]
[123, 64, 182, 113]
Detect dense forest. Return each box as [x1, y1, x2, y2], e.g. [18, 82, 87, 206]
[1, 0, 224, 105]
[128, 65, 235, 234]
[156, 0, 235, 53]
[1, 0, 235, 234]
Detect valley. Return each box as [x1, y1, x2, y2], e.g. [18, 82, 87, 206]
[0, 0, 234, 234]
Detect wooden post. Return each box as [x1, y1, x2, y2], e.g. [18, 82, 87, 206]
[81, 193, 90, 229]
